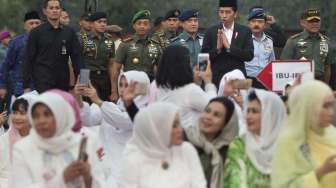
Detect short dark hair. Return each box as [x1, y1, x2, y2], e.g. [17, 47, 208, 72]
[43, 0, 62, 9]
[208, 97, 235, 125]
[218, 6, 237, 13]
[12, 98, 29, 112]
[156, 45, 193, 89]
[248, 91, 260, 103]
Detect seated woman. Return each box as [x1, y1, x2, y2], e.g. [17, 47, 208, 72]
[185, 97, 239, 188]
[0, 94, 36, 188]
[272, 81, 336, 188]
[223, 89, 287, 188]
[154, 45, 217, 128]
[74, 70, 151, 188]
[118, 102, 207, 188]
[10, 91, 105, 188]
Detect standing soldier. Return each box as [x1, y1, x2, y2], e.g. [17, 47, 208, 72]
[164, 9, 182, 39]
[80, 12, 115, 101]
[78, 12, 92, 43]
[151, 9, 181, 50]
[170, 9, 203, 67]
[111, 10, 161, 101]
[281, 9, 333, 85]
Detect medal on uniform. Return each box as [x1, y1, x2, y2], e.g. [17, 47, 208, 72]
[148, 43, 158, 59]
[86, 40, 95, 57]
[61, 40, 67, 55]
[132, 57, 140, 64]
[105, 40, 113, 49]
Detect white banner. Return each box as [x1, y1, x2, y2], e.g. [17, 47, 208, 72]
[272, 62, 312, 91]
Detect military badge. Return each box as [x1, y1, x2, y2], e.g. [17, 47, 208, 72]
[132, 57, 140, 64]
[105, 40, 114, 49]
[148, 43, 159, 58]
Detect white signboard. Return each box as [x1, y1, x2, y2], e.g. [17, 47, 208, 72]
[272, 61, 313, 91]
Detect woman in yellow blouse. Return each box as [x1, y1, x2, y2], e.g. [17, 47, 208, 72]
[272, 80, 336, 188]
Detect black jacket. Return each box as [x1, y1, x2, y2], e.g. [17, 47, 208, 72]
[23, 22, 83, 92]
[202, 23, 254, 87]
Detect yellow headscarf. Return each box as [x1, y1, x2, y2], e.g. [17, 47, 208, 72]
[271, 81, 336, 188]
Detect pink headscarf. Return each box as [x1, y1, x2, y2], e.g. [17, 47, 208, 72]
[49, 89, 82, 132]
[0, 31, 10, 41]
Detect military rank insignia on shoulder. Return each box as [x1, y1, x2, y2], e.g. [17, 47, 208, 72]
[150, 38, 160, 44]
[265, 34, 273, 41]
[320, 33, 330, 41]
[290, 33, 301, 39]
[169, 36, 179, 43]
[123, 37, 133, 43]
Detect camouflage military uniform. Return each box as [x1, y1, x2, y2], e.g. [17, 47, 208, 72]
[281, 30, 333, 80]
[80, 32, 115, 100]
[115, 35, 161, 80]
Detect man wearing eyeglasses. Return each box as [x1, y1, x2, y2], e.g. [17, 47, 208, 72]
[281, 9, 333, 85]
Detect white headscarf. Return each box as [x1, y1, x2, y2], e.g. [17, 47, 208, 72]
[124, 102, 179, 159]
[244, 89, 287, 174]
[217, 69, 247, 97]
[7, 92, 39, 161]
[218, 70, 247, 135]
[117, 71, 150, 110]
[28, 92, 79, 154]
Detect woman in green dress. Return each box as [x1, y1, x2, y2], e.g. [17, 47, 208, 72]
[185, 97, 239, 188]
[223, 89, 287, 188]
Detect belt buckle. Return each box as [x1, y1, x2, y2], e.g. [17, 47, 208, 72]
[97, 70, 101, 75]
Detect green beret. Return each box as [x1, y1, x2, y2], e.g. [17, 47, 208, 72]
[132, 10, 151, 24]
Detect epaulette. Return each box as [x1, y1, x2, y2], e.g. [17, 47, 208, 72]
[289, 33, 301, 39]
[150, 38, 160, 44]
[169, 36, 179, 43]
[320, 33, 330, 41]
[122, 37, 133, 42]
[158, 31, 166, 37]
[265, 34, 273, 41]
[104, 33, 112, 39]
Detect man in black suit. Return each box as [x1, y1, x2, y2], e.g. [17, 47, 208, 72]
[202, 0, 254, 87]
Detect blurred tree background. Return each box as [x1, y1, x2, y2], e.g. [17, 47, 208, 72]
[0, 0, 335, 41]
